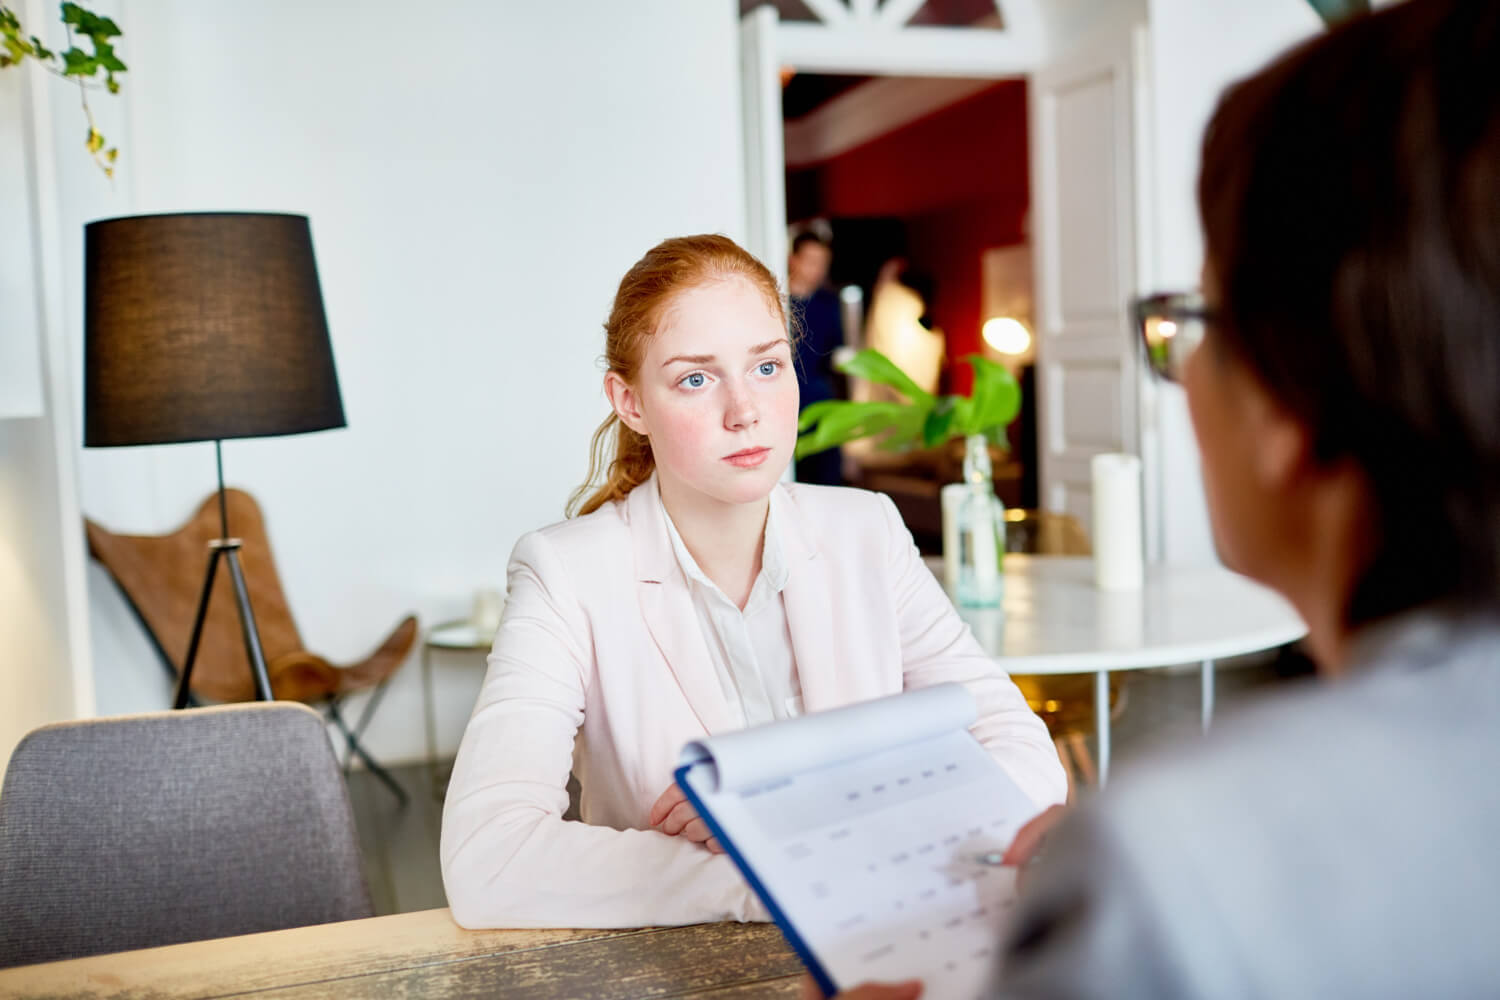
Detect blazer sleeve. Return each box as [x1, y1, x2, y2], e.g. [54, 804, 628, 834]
[876, 493, 1068, 810]
[439, 529, 765, 929]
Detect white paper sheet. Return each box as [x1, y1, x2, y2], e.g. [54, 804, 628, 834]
[678, 684, 1040, 998]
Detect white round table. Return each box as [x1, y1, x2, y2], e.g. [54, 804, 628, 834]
[930, 555, 1307, 783]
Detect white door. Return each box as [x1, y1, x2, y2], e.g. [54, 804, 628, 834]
[740, 4, 788, 287]
[1029, 27, 1151, 540]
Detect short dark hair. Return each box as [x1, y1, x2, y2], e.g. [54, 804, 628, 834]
[1198, 0, 1500, 625]
[791, 230, 831, 255]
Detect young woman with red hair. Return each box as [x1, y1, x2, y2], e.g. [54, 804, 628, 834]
[440, 234, 1065, 929]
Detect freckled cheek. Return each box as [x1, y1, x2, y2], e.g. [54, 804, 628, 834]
[647, 398, 721, 467]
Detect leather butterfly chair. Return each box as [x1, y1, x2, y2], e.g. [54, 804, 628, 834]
[1003, 509, 1126, 798]
[84, 489, 417, 804]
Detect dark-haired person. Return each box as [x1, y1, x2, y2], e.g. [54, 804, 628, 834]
[788, 230, 846, 486]
[824, 0, 1500, 996]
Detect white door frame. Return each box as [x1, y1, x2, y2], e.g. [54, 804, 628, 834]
[739, 0, 1050, 279]
[742, 0, 1157, 552]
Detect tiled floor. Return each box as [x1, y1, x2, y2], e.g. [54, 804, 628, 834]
[346, 647, 1314, 917]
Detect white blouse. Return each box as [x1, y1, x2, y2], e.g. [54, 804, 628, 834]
[660, 492, 803, 728]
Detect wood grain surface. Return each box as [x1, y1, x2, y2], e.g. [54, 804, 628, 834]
[0, 908, 805, 999]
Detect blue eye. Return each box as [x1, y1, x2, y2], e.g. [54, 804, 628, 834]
[682, 372, 707, 389]
[757, 361, 779, 376]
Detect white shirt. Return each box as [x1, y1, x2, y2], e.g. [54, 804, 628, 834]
[661, 494, 803, 728]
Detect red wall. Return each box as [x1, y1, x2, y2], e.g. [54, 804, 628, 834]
[788, 80, 1029, 394]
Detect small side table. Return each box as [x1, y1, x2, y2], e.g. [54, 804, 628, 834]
[422, 620, 494, 795]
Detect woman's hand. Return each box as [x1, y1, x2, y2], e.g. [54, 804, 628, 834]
[1002, 804, 1067, 872]
[648, 783, 724, 854]
[798, 975, 922, 1000]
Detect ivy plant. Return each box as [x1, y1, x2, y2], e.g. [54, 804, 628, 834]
[1, 2, 125, 177]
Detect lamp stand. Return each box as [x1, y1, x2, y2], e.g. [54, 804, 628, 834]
[173, 440, 275, 708]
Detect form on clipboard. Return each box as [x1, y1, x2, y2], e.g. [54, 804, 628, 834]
[675, 683, 1043, 999]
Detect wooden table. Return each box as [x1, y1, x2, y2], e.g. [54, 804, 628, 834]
[0, 908, 805, 999]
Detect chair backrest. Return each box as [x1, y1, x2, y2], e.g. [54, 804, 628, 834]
[1005, 509, 1092, 556]
[85, 489, 305, 702]
[0, 703, 372, 968]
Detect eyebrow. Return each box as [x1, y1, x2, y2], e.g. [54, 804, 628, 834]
[660, 338, 791, 368]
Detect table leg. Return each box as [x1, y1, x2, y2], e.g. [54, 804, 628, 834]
[422, 642, 439, 791]
[1201, 658, 1216, 732]
[1095, 669, 1111, 787]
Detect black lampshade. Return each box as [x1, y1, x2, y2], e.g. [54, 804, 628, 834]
[84, 212, 346, 447]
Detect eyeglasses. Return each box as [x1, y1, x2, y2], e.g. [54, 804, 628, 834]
[1131, 292, 1215, 382]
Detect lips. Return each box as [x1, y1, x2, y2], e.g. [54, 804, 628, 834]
[724, 447, 771, 469]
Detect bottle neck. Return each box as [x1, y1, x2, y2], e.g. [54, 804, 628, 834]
[962, 434, 992, 485]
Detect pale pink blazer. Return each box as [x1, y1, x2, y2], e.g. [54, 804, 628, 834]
[440, 476, 1066, 929]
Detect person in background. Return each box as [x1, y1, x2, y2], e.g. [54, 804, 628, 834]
[824, 0, 1500, 995]
[440, 234, 1065, 931]
[788, 229, 846, 486]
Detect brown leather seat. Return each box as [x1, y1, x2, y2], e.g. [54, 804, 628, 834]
[85, 489, 417, 801]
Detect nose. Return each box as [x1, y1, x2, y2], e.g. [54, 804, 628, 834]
[723, 378, 759, 431]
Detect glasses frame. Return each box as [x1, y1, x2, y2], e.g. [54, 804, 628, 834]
[1131, 291, 1216, 383]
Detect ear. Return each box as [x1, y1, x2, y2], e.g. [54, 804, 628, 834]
[604, 372, 650, 437]
[1247, 383, 1312, 492]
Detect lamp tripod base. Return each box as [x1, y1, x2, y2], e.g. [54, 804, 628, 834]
[173, 537, 275, 708]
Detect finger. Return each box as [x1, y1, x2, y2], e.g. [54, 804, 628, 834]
[648, 785, 685, 827]
[1002, 805, 1065, 867]
[1001, 820, 1046, 867]
[836, 982, 924, 999]
[796, 975, 922, 1000]
[706, 837, 724, 855]
[858, 981, 924, 999]
[660, 799, 699, 836]
[680, 818, 713, 843]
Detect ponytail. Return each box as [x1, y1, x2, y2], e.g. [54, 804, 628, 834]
[567, 414, 655, 517]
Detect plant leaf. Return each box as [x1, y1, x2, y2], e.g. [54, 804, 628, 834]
[797, 398, 847, 432]
[795, 400, 926, 459]
[962, 354, 1022, 434]
[922, 396, 958, 448]
[835, 349, 935, 407]
[61, 46, 95, 74]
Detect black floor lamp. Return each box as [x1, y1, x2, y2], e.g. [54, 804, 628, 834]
[83, 212, 346, 709]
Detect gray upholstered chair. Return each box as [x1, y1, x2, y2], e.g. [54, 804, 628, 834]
[0, 702, 373, 969]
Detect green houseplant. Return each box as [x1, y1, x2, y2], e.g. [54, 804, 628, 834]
[794, 349, 1021, 460]
[796, 349, 1021, 606]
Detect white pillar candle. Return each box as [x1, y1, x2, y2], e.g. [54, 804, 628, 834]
[1091, 453, 1144, 591]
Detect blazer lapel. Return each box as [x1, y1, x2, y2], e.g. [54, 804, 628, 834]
[776, 486, 842, 714]
[629, 477, 739, 735]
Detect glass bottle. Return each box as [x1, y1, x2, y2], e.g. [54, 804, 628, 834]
[956, 434, 1005, 607]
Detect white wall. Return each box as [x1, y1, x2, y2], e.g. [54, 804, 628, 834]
[57, 0, 747, 763]
[0, 32, 93, 772]
[1143, 0, 1322, 565]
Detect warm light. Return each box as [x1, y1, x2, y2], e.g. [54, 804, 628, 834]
[982, 317, 1031, 356]
[1156, 319, 1178, 339]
